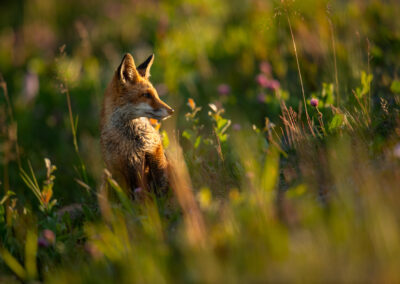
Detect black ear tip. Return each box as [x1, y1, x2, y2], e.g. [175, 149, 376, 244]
[137, 53, 155, 73]
[148, 53, 155, 62]
[146, 53, 155, 63]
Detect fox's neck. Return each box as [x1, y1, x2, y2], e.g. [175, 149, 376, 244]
[108, 106, 151, 138]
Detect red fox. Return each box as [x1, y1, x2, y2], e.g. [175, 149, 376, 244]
[100, 53, 174, 196]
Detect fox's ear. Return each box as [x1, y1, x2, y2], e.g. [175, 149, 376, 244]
[137, 54, 154, 79]
[117, 53, 138, 84]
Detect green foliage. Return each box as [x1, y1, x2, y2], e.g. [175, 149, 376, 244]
[390, 80, 400, 94]
[0, 229, 38, 281]
[321, 83, 335, 107]
[329, 113, 346, 132]
[20, 159, 57, 214]
[208, 103, 231, 143]
[355, 71, 373, 99]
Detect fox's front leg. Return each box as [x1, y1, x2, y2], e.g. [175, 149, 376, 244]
[146, 144, 169, 195]
[126, 157, 149, 195]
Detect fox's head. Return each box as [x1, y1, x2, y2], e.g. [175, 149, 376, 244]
[109, 53, 174, 121]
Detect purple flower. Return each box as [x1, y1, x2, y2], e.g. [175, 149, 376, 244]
[256, 74, 269, 88]
[38, 237, 49, 248]
[257, 93, 266, 103]
[232, 123, 241, 131]
[134, 187, 143, 194]
[310, 98, 319, 107]
[217, 84, 230, 96]
[259, 61, 271, 75]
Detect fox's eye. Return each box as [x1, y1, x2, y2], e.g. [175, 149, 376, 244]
[143, 92, 152, 99]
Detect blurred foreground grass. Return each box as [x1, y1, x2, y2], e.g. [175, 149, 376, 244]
[1, 0, 400, 282]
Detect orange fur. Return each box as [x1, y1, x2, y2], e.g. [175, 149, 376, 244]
[100, 53, 174, 197]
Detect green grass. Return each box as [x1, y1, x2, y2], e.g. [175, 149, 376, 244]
[0, 0, 400, 282]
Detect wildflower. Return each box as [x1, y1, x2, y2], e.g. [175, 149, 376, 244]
[134, 187, 143, 194]
[310, 98, 319, 107]
[42, 229, 56, 245]
[149, 118, 161, 131]
[38, 237, 49, 248]
[197, 188, 212, 210]
[246, 171, 255, 180]
[256, 74, 280, 91]
[23, 71, 39, 101]
[256, 74, 269, 88]
[217, 83, 230, 96]
[259, 61, 271, 76]
[265, 79, 280, 91]
[187, 98, 196, 110]
[209, 103, 218, 112]
[232, 123, 241, 131]
[85, 243, 103, 260]
[257, 93, 266, 103]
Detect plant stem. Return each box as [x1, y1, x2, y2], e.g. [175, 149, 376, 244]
[286, 12, 315, 137]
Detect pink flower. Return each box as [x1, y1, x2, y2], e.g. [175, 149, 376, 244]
[85, 243, 103, 259]
[42, 229, 56, 244]
[217, 84, 230, 96]
[38, 229, 55, 248]
[232, 123, 241, 131]
[23, 71, 39, 101]
[259, 61, 271, 75]
[134, 187, 143, 193]
[256, 74, 280, 91]
[256, 74, 269, 88]
[265, 79, 280, 91]
[310, 98, 319, 107]
[257, 93, 266, 103]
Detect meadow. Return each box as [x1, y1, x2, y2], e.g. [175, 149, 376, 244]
[0, 0, 400, 282]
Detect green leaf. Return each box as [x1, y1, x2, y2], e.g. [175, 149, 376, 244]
[329, 114, 345, 132]
[355, 71, 373, 98]
[182, 130, 193, 141]
[322, 83, 334, 106]
[0, 247, 26, 280]
[390, 80, 400, 94]
[261, 146, 280, 194]
[161, 130, 170, 148]
[194, 136, 202, 149]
